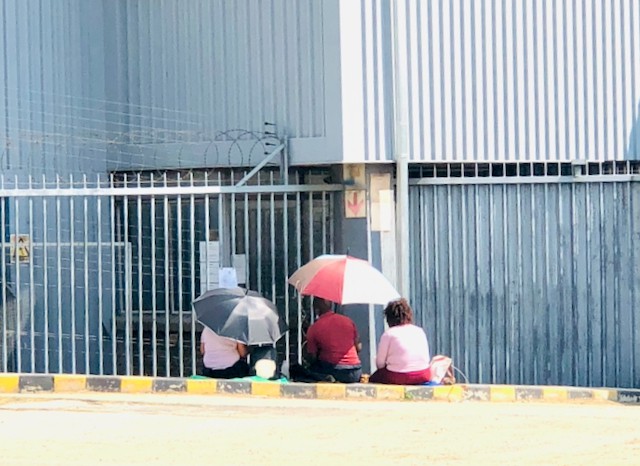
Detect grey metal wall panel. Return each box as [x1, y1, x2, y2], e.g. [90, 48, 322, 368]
[410, 179, 640, 388]
[0, 0, 108, 176]
[103, 0, 327, 147]
[389, 0, 640, 162]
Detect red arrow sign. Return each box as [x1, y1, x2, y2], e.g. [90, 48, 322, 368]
[346, 190, 365, 217]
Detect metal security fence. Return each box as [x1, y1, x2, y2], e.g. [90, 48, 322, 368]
[409, 162, 640, 389]
[0, 169, 339, 377]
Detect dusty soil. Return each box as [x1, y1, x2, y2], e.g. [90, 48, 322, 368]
[0, 393, 638, 465]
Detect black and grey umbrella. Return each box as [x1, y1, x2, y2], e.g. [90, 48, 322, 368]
[192, 287, 288, 346]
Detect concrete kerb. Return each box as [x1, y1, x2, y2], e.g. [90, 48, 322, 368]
[0, 374, 637, 404]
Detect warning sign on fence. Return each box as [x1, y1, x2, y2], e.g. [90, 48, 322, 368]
[9, 234, 30, 263]
[344, 190, 366, 218]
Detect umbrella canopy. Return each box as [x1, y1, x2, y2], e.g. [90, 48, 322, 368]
[192, 287, 287, 345]
[288, 254, 401, 305]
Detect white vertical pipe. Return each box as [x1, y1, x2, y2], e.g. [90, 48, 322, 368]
[391, 0, 411, 299]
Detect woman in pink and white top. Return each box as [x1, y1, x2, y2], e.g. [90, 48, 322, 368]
[200, 326, 249, 379]
[369, 299, 431, 385]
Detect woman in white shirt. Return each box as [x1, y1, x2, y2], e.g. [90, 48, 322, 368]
[200, 326, 249, 379]
[369, 299, 432, 385]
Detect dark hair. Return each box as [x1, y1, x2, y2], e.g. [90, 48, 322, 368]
[312, 297, 333, 313]
[384, 298, 413, 327]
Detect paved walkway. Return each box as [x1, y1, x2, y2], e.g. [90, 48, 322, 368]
[0, 392, 638, 465]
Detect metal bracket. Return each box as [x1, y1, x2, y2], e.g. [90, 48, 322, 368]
[235, 143, 285, 187]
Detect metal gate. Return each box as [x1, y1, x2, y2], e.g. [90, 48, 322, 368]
[409, 162, 640, 388]
[0, 168, 339, 377]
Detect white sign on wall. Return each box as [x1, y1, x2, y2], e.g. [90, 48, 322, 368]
[233, 254, 247, 286]
[218, 267, 238, 289]
[199, 241, 248, 292]
[199, 241, 220, 293]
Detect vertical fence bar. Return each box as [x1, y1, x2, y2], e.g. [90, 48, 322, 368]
[295, 192, 302, 363]
[123, 175, 131, 376]
[55, 176, 62, 373]
[162, 172, 173, 377]
[431, 184, 441, 369]
[329, 193, 335, 254]
[571, 182, 579, 385]
[83, 175, 89, 373]
[257, 181, 262, 294]
[97, 175, 104, 374]
[110, 174, 117, 375]
[231, 176, 237, 284]
[270, 173, 276, 305]
[28, 176, 35, 372]
[598, 181, 606, 385]
[629, 180, 638, 385]
[177, 173, 184, 377]
[42, 177, 49, 373]
[217, 172, 223, 273]
[150, 173, 158, 377]
[446, 184, 456, 376]
[559, 182, 571, 385]
[189, 173, 196, 375]
[283, 189, 290, 364]
[217, 180, 223, 293]
[69, 175, 77, 373]
[230, 171, 236, 260]
[307, 191, 314, 325]
[0, 177, 6, 371]
[529, 183, 537, 384]
[612, 182, 620, 384]
[137, 173, 144, 375]
[308, 191, 314, 261]
[460, 185, 469, 377]
[501, 183, 510, 382]
[321, 192, 327, 253]
[584, 182, 593, 384]
[542, 183, 551, 384]
[13, 177, 21, 372]
[41, 179, 49, 372]
[243, 183, 250, 290]
[204, 172, 211, 293]
[628, 181, 637, 385]
[163, 173, 170, 377]
[515, 183, 524, 383]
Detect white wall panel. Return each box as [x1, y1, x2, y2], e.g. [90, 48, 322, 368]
[381, 0, 640, 162]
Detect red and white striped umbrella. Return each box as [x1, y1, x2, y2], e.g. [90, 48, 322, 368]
[288, 254, 400, 305]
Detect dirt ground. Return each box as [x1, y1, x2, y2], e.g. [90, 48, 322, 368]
[0, 392, 638, 465]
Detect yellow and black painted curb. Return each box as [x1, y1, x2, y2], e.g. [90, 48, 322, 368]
[0, 373, 638, 403]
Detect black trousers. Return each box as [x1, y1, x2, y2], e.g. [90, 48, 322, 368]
[202, 359, 249, 379]
[290, 361, 362, 384]
[311, 360, 362, 384]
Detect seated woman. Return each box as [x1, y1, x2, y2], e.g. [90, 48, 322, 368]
[369, 298, 431, 385]
[200, 326, 249, 379]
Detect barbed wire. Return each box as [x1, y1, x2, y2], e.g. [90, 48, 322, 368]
[1, 87, 284, 171]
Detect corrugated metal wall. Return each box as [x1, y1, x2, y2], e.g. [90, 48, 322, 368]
[387, 0, 640, 162]
[409, 169, 640, 388]
[104, 0, 327, 144]
[0, 0, 107, 175]
[7, 1, 640, 168]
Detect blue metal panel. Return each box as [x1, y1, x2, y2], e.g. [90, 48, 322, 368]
[410, 174, 640, 388]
